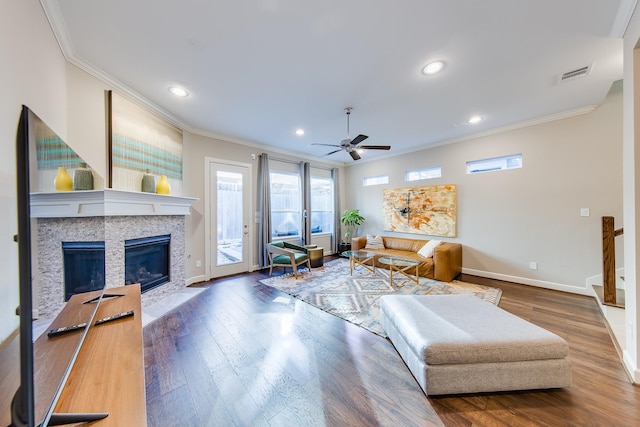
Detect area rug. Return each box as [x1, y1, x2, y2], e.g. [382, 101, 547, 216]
[259, 257, 502, 337]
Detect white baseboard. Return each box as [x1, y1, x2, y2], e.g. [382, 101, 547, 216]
[623, 350, 640, 385]
[186, 275, 207, 286]
[461, 268, 591, 296]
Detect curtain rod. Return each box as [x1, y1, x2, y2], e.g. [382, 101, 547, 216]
[268, 155, 335, 171]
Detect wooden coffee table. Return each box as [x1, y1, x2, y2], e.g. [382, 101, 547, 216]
[342, 250, 377, 276]
[377, 256, 420, 285]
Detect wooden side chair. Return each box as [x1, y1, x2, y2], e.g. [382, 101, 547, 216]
[266, 241, 312, 278]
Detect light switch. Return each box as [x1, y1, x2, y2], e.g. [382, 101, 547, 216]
[580, 208, 590, 217]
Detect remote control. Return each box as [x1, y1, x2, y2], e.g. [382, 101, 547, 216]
[47, 322, 87, 337]
[95, 310, 134, 326]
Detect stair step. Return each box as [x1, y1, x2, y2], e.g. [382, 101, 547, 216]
[592, 285, 625, 308]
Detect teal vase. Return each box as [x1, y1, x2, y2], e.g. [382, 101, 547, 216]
[141, 170, 156, 193]
[73, 163, 94, 190]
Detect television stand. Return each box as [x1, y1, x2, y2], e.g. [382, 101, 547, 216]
[38, 284, 146, 426]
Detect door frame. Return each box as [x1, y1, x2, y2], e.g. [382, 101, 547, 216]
[204, 157, 254, 280]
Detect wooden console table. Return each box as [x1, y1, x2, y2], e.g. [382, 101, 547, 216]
[37, 284, 146, 426]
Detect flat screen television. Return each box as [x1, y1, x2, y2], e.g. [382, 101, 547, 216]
[9, 106, 107, 427]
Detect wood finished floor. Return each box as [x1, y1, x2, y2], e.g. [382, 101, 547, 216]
[144, 267, 640, 427]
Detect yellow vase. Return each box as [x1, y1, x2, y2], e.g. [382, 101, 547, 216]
[156, 175, 171, 195]
[54, 166, 73, 192]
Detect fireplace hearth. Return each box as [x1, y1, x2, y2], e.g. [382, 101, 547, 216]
[125, 234, 170, 293]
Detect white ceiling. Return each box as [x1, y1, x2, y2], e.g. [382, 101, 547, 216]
[43, 0, 632, 164]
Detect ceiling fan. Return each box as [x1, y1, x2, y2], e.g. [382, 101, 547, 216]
[312, 107, 391, 161]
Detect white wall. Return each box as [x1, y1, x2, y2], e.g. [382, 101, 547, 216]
[0, 0, 68, 343]
[65, 62, 110, 182]
[622, 3, 640, 383]
[345, 81, 623, 295]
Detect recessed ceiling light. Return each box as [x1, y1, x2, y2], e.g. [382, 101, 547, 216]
[295, 129, 305, 136]
[467, 115, 484, 124]
[168, 86, 189, 97]
[422, 61, 444, 75]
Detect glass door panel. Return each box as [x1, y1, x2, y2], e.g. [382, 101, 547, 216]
[216, 170, 243, 266]
[209, 161, 250, 278]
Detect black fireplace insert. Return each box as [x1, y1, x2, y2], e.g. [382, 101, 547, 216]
[125, 234, 170, 293]
[62, 241, 106, 301]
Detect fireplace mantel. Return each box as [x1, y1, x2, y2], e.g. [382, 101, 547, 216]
[30, 189, 197, 218]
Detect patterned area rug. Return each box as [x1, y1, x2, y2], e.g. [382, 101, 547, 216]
[259, 257, 502, 337]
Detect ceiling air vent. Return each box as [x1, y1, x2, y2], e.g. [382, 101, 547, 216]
[558, 65, 592, 83]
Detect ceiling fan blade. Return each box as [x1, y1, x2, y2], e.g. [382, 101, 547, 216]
[349, 134, 368, 146]
[323, 149, 344, 156]
[359, 145, 390, 150]
[349, 150, 361, 161]
[312, 143, 341, 147]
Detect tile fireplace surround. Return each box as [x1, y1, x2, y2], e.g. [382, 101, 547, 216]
[31, 189, 196, 318]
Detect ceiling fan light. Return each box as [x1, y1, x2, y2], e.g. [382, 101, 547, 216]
[422, 61, 444, 75]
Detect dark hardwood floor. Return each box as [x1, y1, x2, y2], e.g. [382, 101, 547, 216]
[143, 266, 640, 426]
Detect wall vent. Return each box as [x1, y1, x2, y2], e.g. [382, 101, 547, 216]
[559, 65, 592, 83]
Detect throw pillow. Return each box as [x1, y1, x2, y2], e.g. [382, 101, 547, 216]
[417, 240, 442, 258]
[365, 234, 385, 249]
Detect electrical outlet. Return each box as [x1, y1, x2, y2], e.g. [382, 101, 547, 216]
[196, 260, 202, 268]
[529, 261, 538, 270]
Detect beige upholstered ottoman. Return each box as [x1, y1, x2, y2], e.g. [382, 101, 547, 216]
[380, 294, 572, 396]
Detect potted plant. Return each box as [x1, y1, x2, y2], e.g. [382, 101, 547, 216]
[340, 209, 366, 245]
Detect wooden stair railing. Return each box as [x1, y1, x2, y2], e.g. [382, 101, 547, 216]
[602, 216, 624, 306]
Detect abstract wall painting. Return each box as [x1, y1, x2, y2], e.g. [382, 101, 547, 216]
[382, 184, 457, 237]
[109, 91, 183, 194]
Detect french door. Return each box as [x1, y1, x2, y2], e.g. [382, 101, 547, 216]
[207, 159, 251, 277]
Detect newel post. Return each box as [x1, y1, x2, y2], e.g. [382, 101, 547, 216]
[602, 216, 616, 305]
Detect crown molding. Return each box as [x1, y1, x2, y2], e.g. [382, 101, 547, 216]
[611, 0, 638, 37]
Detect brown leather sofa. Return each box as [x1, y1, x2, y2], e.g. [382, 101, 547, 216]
[351, 236, 462, 282]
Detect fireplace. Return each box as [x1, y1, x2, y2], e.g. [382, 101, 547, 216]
[62, 241, 106, 301]
[125, 234, 170, 293]
[31, 190, 195, 318]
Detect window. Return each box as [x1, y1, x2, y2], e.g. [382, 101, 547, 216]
[405, 166, 442, 182]
[310, 176, 333, 234]
[363, 174, 389, 186]
[466, 153, 522, 174]
[270, 171, 301, 238]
